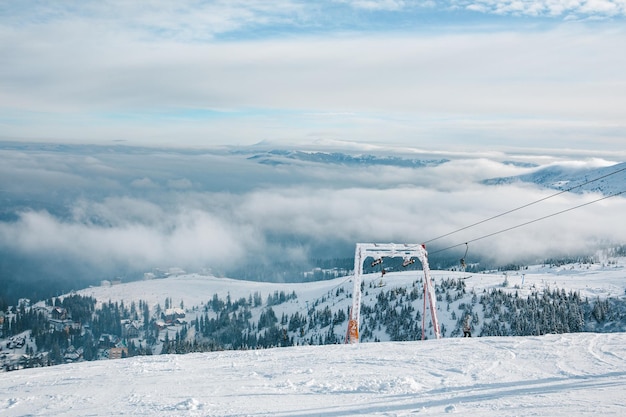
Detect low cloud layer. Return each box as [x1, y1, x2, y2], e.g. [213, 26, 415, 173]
[1, 145, 624, 292]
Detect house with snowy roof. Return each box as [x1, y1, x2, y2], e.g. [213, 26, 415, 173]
[50, 307, 68, 320]
[161, 307, 185, 323]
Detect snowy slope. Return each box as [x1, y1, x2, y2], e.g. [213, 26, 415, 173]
[75, 258, 626, 311]
[3, 260, 626, 415]
[2, 333, 626, 416]
[483, 161, 626, 195]
[246, 149, 449, 168]
[72, 257, 626, 343]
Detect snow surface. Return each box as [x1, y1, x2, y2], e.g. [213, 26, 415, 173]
[4, 259, 626, 416]
[75, 259, 626, 311]
[1, 333, 626, 416]
[70, 259, 626, 340]
[483, 161, 626, 196]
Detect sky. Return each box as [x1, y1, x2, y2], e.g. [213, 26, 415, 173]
[1, 0, 625, 151]
[1, 2, 626, 302]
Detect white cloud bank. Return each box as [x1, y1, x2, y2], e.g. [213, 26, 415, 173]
[0, 144, 624, 290]
[1, 2, 625, 151]
[458, 0, 626, 17]
[2, 173, 624, 273]
[335, 0, 626, 17]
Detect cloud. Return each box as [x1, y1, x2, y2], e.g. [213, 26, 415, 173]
[336, 0, 626, 17]
[334, 0, 409, 11]
[456, 0, 626, 18]
[236, 179, 626, 262]
[0, 205, 252, 272]
[167, 178, 193, 189]
[2, 2, 625, 299]
[131, 177, 159, 189]
[0, 1, 308, 41]
[1, 146, 624, 283]
[2, 24, 625, 151]
[2, 1, 625, 152]
[6, 180, 625, 272]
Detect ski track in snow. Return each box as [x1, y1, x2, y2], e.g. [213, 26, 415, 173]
[1, 333, 626, 416]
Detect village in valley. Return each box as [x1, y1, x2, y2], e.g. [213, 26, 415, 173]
[0, 283, 189, 371]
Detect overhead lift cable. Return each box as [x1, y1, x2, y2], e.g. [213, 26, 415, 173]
[429, 189, 626, 255]
[424, 164, 626, 245]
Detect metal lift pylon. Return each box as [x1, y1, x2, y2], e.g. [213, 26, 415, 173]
[345, 243, 441, 344]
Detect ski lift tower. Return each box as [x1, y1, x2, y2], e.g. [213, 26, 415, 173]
[345, 243, 441, 343]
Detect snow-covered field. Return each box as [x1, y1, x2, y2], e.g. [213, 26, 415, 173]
[2, 332, 626, 416]
[74, 258, 626, 311]
[71, 258, 626, 343]
[3, 258, 626, 416]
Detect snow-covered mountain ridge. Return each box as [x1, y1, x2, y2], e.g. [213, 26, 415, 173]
[76, 257, 626, 312]
[246, 149, 449, 168]
[484, 161, 626, 195]
[5, 255, 625, 367]
[33, 254, 620, 359]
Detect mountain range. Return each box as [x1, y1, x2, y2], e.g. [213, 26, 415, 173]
[484, 161, 626, 196]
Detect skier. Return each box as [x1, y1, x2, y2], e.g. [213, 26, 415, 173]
[463, 315, 472, 337]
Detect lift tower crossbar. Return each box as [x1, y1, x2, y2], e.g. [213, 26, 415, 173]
[345, 243, 441, 343]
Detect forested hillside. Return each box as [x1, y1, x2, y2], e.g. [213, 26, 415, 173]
[3, 257, 626, 371]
